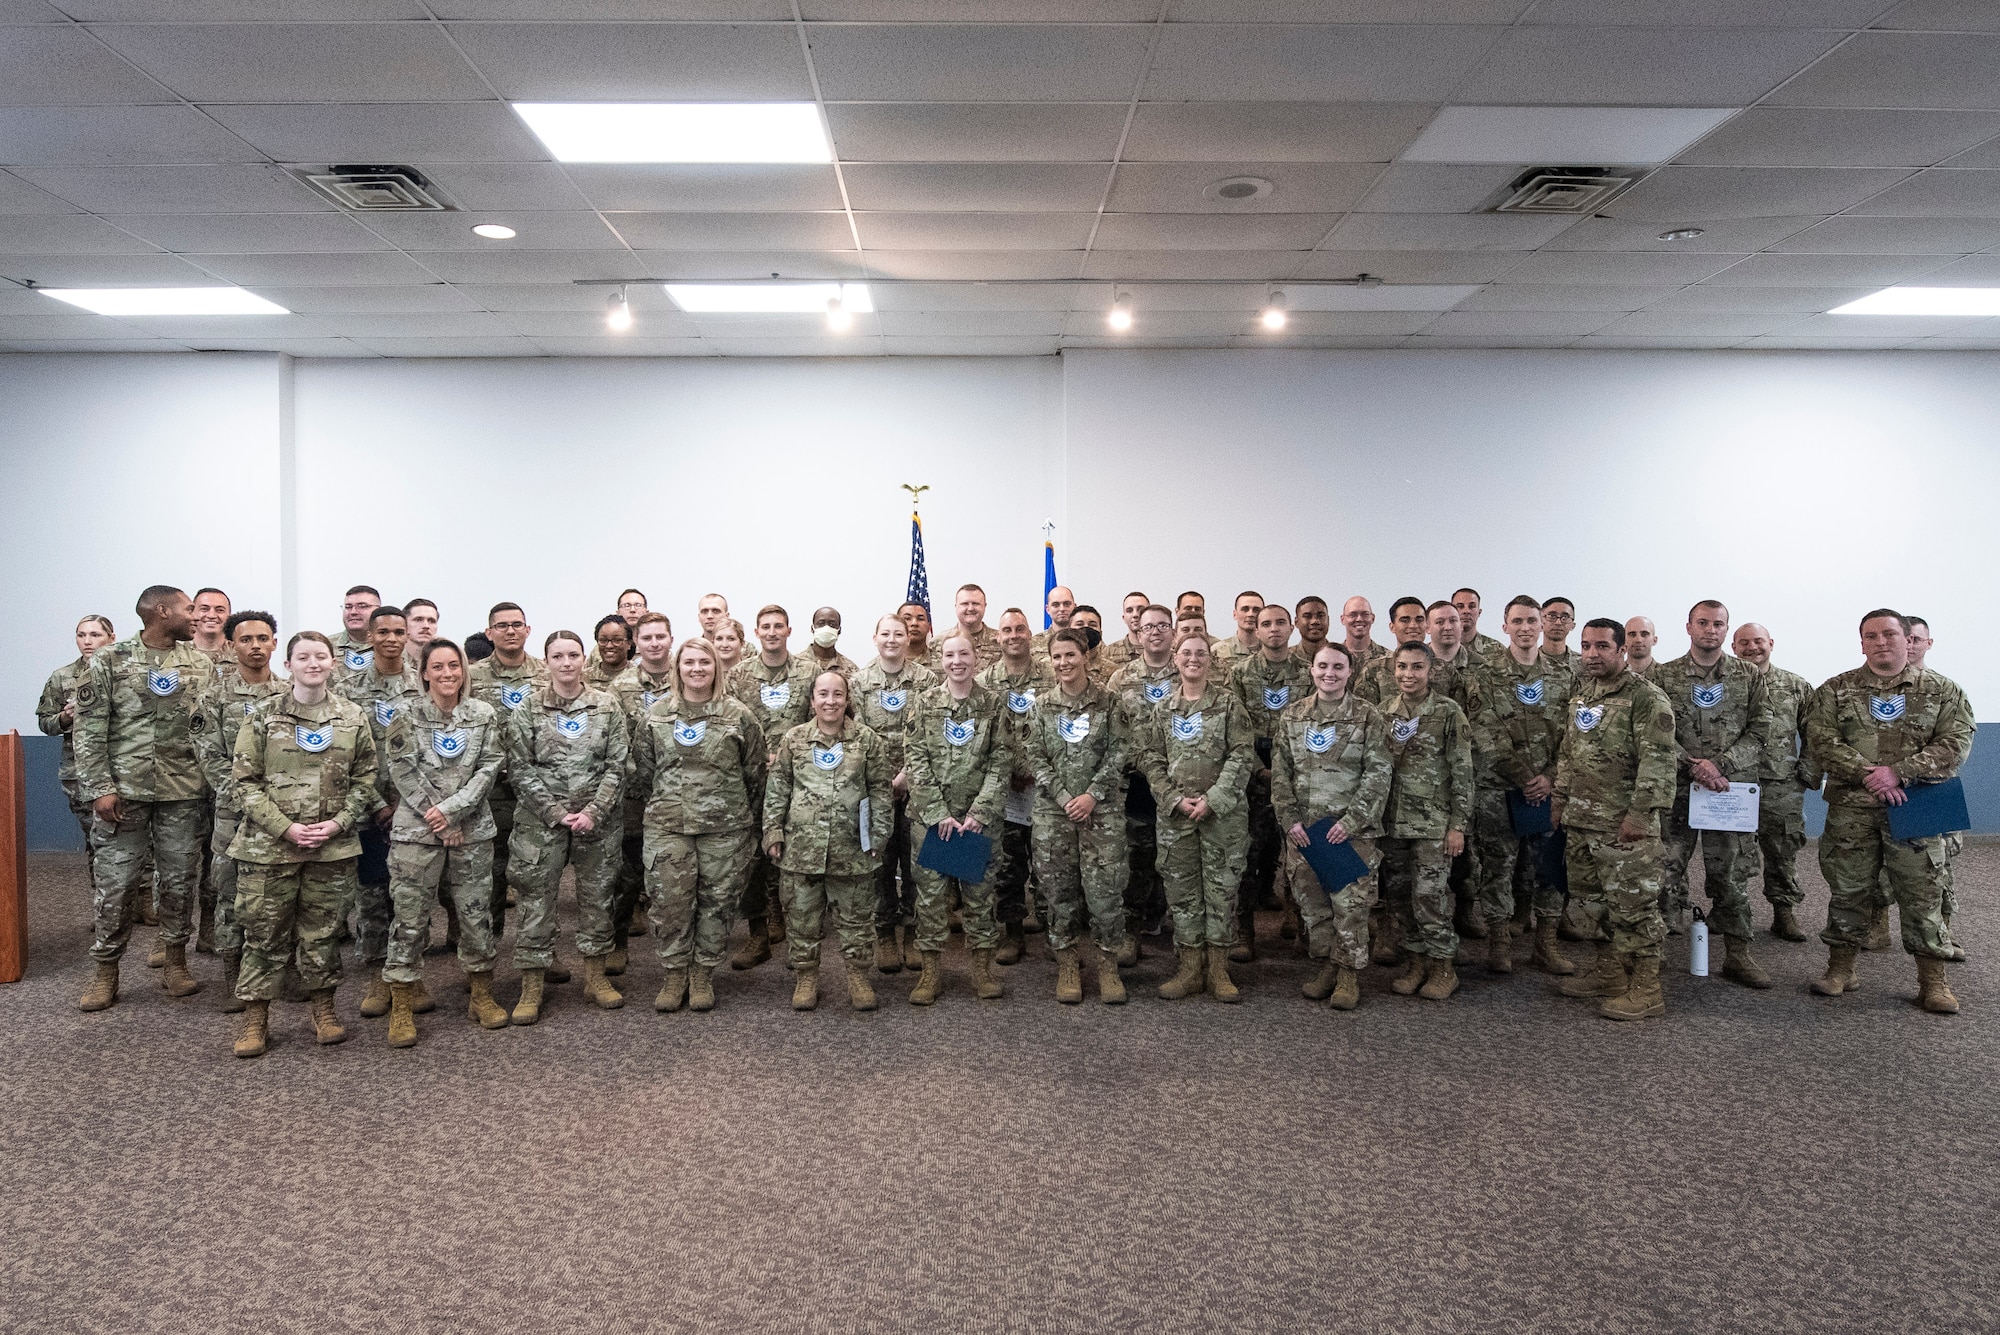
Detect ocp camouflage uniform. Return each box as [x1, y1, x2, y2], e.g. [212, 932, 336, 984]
[1378, 691, 1473, 961]
[610, 667, 675, 951]
[764, 718, 892, 968]
[73, 635, 215, 963]
[978, 657, 1057, 932]
[331, 630, 375, 686]
[1024, 681, 1130, 956]
[1464, 633, 1506, 667]
[1232, 649, 1314, 939]
[629, 692, 766, 970]
[1651, 652, 1773, 939]
[1135, 683, 1256, 949]
[730, 652, 818, 936]
[1354, 649, 1466, 712]
[467, 654, 548, 930]
[1553, 670, 1677, 959]
[37, 657, 95, 855]
[1807, 664, 1974, 959]
[801, 650, 861, 682]
[195, 669, 291, 958]
[1467, 648, 1576, 928]
[1100, 636, 1142, 672]
[1345, 640, 1388, 673]
[944, 622, 1005, 671]
[1109, 657, 1178, 935]
[226, 692, 376, 1002]
[382, 695, 505, 986]
[905, 683, 1013, 953]
[334, 662, 423, 968]
[504, 687, 628, 971]
[1271, 692, 1393, 969]
[853, 657, 938, 937]
[585, 656, 631, 692]
[1754, 665, 1816, 913]
[1211, 636, 1262, 676]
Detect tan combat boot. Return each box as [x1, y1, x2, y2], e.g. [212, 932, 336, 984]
[411, 978, 435, 1013]
[909, 951, 943, 1005]
[731, 919, 771, 970]
[1116, 936, 1140, 968]
[1302, 959, 1340, 1001]
[1721, 935, 1772, 989]
[628, 903, 648, 937]
[1810, 944, 1861, 996]
[847, 957, 878, 1012]
[792, 966, 819, 1011]
[1054, 947, 1083, 1004]
[147, 941, 166, 969]
[220, 953, 246, 1013]
[875, 933, 903, 974]
[1157, 947, 1205, 1000]
[996, 922, 1026, 966]
[1862, 904, 1892, 951]
[1559, 947, 1629, 998]
[387, 982, 419, 1048]
[604, 946, 629, 977]
[902, 927, 924, 971]
[576, 955, 621, 1009]
[1916, 956, 1960, 1015]
[159, 943, 202, 997]
[1369, 912, 1400, 966]
[1097, 949, 1127, 1005]
[466, 971, 508, 1029]
[1390, 954, 1429, 996]
[688, 964, 716, 1012]
[972, 948, 1005, 999]
[544, 959, 570, 985]
[233, 999, 269, 1058]
[79, 960, 120, 1012]
[309, 988, 348, 1044]
[1600, 954, 1665, 1021]
[1206, 945, 1240, 1003]
[654, 967, 687, 1013]
[1532, 918, 1575, 976]
[1770, 903, 1807, 942]
[359, 969, 391, 1019]
[1487, 927, 1514, 976]
[510, 969, 545, 1026]
[1329, 966, 1361, 1011]
[1228, 924, 1255, 964]
[1419, 957, 1459, 1001]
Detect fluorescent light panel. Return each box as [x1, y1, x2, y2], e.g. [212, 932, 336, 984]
[40, 287, 288, 316]
[1831, 287, 2000, 316]
[666, 282, 872, 314]
[1402, 107, 1737, 165]
[513, 102, 831, 163]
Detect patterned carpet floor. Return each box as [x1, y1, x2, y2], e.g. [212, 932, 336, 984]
[2, 848, 1995, 1334]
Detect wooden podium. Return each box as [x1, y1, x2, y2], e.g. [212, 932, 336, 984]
[0, 731, 24, 983]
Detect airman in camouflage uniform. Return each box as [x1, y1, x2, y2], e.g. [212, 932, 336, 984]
[37, 635, 104, 862]
[977, 631, 1057, 961]
[1553, 620, 1677, 1021]
[467, 637, 547, 934]
[853, 642, 938, 968]
[1729, 622, 1815, 943]
[1377, 650, 1474, 1001]
[609, 642, 675, 970]
[905, 666, 1014, 1001]
[1807, 610, 1974, 1013]
[728, 633, 817, 967]
[1230, 605, 1313, 959]
[334, 647, 423, 997]
[1108, 613, 1179, 955]
[195, 654, 290, 1006]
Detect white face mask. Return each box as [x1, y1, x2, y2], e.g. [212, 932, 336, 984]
[812, 625, 839, 648]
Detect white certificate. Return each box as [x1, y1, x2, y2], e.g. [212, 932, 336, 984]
[1688, 782, 1760, 833]
[1005, 785, 1035, 826]
[858, 797, 872, 853]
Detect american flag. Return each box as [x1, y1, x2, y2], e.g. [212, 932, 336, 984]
[906, 508, 930, 616]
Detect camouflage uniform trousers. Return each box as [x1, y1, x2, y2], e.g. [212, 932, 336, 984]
[488, 791, 516, 934]
[1819, 805, 1954, 960]
[62, 779, 98, 886]
[742, 845, 781, 928]
[1661, 789, 1754, 939]
[782, 871, 877, 968]
[509, 816, 623, 970]
[873, 796, 916, 931]
[993, 817, 1042, 928]
[1378, 836, 1457, 960]
[1873, 830, 1962, 933]
[87, 798, 204, 962]
[194, 791, 216, 940]
[1564, 829, 1667, 961]
[385, 839, 496, 985]
[1756, 781, 1807, 910]
[1236, 767, 1281, 937]
[208, 812, 245, 957]
[647, 827, 757, 969]
[613, 826, 645, 950]
[234, 859, 355, 1002]
[913, 857, 1002, 954]
[1156, 806, 1249, 950]
[1470, 788, 1562, 926]
[355, 823, 394, 967]
[1030, 811, 1130, 954]
[1123, 772, 1164, 933]
[1285, 837, 1378, 970]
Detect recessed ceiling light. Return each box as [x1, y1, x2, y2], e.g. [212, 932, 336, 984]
[1204, 176, 1274, 203]
[1830, 287, 2000, 317]
[513, 102, 832, 164]
[665, 282, 871, 314]
[1401, 107, 1737, 165]
[471, 223, 517, 239]
[39, 287, 288, 316]
[1658, 227, 1706, 241]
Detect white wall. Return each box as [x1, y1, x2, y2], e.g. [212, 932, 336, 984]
[4, 347, 1995, 731]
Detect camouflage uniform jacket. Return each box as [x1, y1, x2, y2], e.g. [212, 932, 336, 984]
[1758, 665, 1818, 789]
[468, 654, 548, 717]
[1554, 670, 1677, 836]
[1542, 646, 1579, 676]
[1468, 648, 1575, 789]
[1100, 636, 1142, 671]
[852, 658, 938, 776]
[1344, 639, 1388, 672]
[1354, 648, 1464, 713]
[1381, 691, 1473, 840]
[729, 652, 818, 746]
[227, 691, 377, 864]
[384, 695, 504, 844]
[332, 629, 375, 683]
[585, 656, 632, 692]
[1271, 692, 1393, 836]
[36, 657, 89, 784]
[611, 665, 676, 825]
[335, 661, 423, 808]
[504, 686, 629, 828]
[764, 718, 893, 876]
[979, 657, 1058, 784]
[1108, 657, 1178, 714]
[1211, 635, 1263, 674]
[1231, 650, 1314, 741]
[1289, 638, 1334, 668]
[939, 622, 1004, 671]
[1024, 682, 1128, 815]
[73, 634, 214, 804]
[1134, 681, 1257, 819]
[905, 682, 1013, 830]
[1630, 657, 1662, 682]
[629, 692, 767, 836]
[1464, 632, 1506, 667]
[196, 670, 292, 814]
[1650, 652, 1773, 785]
[1806, 664, 1974, 812]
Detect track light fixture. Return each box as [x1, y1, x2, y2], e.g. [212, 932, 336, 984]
[826, 294, 853, 332]
[1260, 290, 1288, 331]
[606, 287, 632, 332]
[1107, 291, 1133, 332]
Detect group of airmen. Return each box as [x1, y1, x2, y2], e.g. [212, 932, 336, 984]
[39, 575, 1974, 1058]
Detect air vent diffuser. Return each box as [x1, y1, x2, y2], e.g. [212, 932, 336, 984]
[301, 166, 454, 212]
[1491, 168, 1637, 215]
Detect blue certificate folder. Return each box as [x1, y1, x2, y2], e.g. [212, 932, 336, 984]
[1300, 817, 1371, 892]
[918, 825, 994, 884]
[1507, 789, 1554, 836]
[1887, 777, 1972, 841]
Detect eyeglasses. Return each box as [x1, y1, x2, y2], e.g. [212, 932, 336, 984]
[490, 620, 526, 632]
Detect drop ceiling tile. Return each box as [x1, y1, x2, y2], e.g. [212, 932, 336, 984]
[636, 250, 868, 278]
[1401, 106, 1736, 164]
[1293, 249, 1529, 282]
[1352, 163, 1523, 213]
[60, 1, 422, 16]
[0, 27, 176, 104]
[1641, 285, 1869, 312]
[0, 0, 77, 17]
[844, 163, 1107, 212]
[825, 103, 1126, 163]
[863, 249, 1083, 279]
[686, 313, 881, 339]
[446, 0, 786, 13]
[1786, 312, 2000, 336]
[1872, 1, 2000, 31]
[1458, 285, 1680, 311]
[0, 313, 155, 337]
[566, 165, 844, 212]
[1079, 249, 1309, 279]
[406, 249, 646, 283]
[807, 1, 1156, 14]
[308, 312, 518, 337]
[91, 24, 489, 102]
[0, 170, 75, 213]
[1063, 310, 1268, 337]
[1605, 166, 1916, 221]
[368, 210, 625, 251]
[855, 212, 1096, 250]
[412, 163, 589, 211]
[1571, 335, 1749, 348]
[0, 214, 159, 254]
[190, 251, 445, 285]
[530, 336, 711, 356]
[104, 212, 393, 254]
[259, 284, 480, 313]
[1405, 332, 1582, 347]
[1942, 138, 2000, 168]
[1737, 336, 1919, 348]
[0, 284, 77, 311]
[1699, 253, 1953, 285]
[1596, 311, 1801, 337]
[1497, 250, 1741, 284]
[1121, 102, 1434, 163]
[1320, 212, 1578, 250]
[1910, 338, 2000, 349]
[608, 212, 855, 250]
[695, 337, 879, 357]
[1911, 255, 2000, 282]
[0, 338, 192, 352]
[1092, 212, 1337, 250]
[1062, 333, 1240, 349]
[877, 310, 1065, 337]
[351, 336, 545, 356]
[868, 281, 1086, 311]
[1765, 34, 2000, 109]
[1846, 169, 2000, 216]
[1112, 282, 1267, 311]
[447, 23, 811, 100]
[186, 337, 379, 355]
[1680, 108, 2000, 168]
[1145, 25, 1502, 102]
[1284, 311, 1441, 335]
[1424, 309, 1622, 335]
[0, 252, 215, 284]
[452, 283, 645, 312]
[1772, 216, 2000, 253]
[0, 106, 263, 167]
[1461, 27, 1837, 106]
[1542, 214, 1823, 251]
[1525, 0, 1887, 21]
[206, 104, 547, 165]
[1165, 0, 1533, 18]
[107, 313, 335, 339]
[807, 25, 1152, 101]
[14, 164, 331, 214]
[496, 309, 699, 338]
[1105, 162, 1380, 213]
[881, 336, 1058, 357]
